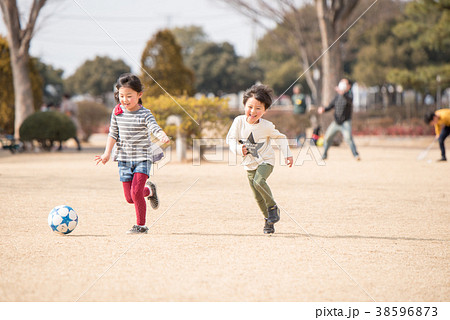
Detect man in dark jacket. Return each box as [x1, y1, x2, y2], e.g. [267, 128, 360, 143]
[318, 78, 360, 160]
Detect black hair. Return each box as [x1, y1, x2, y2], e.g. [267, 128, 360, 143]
[341, 77, 353, 86]
[114, 73, 144, 105]
[243, 84, 274, 110]
[424, 111, 436, 124]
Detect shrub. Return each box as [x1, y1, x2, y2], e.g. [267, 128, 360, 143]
[77, 100, 110, 141]
[19, 111, 76, 150]
[142, 95, 230, 144]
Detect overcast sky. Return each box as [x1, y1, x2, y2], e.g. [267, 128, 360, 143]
[0, 0, 274, 77]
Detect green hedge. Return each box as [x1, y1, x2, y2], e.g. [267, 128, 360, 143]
[19, 111, 76, 150]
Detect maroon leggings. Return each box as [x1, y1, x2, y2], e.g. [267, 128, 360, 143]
[122, 173, 151, 226]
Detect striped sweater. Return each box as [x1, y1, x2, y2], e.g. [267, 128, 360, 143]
[108, 105, 164, 162]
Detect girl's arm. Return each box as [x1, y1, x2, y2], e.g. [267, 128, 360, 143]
[95, 136, 116, 165]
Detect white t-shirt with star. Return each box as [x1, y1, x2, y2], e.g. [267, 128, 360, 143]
[226, 115, 292, 170]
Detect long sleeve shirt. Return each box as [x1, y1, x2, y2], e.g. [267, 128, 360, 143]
[324, 91, 354, 125]
[434, 109, 450, 136]
[108, 105, 164, 162]
[226, 115, 292, 171]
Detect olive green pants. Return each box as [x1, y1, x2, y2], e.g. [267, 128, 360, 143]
[247, 163, 275, 218]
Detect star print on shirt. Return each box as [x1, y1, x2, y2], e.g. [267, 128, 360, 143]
[241, 132, 264, 158]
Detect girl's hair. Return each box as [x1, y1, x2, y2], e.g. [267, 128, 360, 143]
[114, 73, 144, 104]
[243, 84, 274, 110]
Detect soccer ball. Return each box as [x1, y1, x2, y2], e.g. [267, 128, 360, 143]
[48, 205, 78, 234]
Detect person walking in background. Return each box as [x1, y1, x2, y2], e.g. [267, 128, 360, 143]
[59, 93, 82, 151]
[424, 109, 450, 162]
[318, 78, 360, 160]
[95, 73, 170, 234]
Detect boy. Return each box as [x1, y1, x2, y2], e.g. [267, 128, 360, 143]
[226, 84, 293, 234]
[424, 109, 450, 162]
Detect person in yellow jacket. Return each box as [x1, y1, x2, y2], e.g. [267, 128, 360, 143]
[425, 109, 450, 162]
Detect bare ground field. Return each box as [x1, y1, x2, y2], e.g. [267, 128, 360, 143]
[0, 135, 448, 302]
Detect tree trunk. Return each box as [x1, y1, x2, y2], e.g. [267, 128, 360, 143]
[0, 0, 47, 139]
[10, 46, 34, 138]
[316, 0, 359, 105]
[316, 0, 343, 105]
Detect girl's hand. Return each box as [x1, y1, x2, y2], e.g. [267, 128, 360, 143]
[156, 131, 170, 144]
[94, 153, 110, 165]
[286, 156, 294, 167]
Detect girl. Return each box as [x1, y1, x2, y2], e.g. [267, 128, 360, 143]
[95, 73, 170, 234]
[226, 84, 293, 234]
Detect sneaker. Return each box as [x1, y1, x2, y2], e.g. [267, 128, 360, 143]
[437, 158, 447, 162]
[263, 219, 274, 234]
[267, 205, 280, 224]
[126, 225, 149, 234]
[355, 155, 361, 161]
[146, 180, 159, 209]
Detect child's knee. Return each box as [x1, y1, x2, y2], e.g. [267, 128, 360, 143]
[253, 176, 266, 190]
[131, 189, 144, 202]
[124, 195, 134, 204]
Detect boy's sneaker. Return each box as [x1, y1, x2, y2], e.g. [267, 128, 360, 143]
[146, 180, 159, 209]
[267, 205, 280, 224]
[264, 219, 274, 234]
[437, 157, 447, 162]
[127, 225, 149, 234]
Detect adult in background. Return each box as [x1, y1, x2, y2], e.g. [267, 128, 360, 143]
[424, 108, 450, 162]
[318, 78, 360, 160]
[291, 84, 310, 145]
[59, 93, 82, 151]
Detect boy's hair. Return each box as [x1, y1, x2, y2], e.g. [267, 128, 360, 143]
[424, 111, 436, 124]
[243, 84, 274, 110]
[114, 73, 144, 104]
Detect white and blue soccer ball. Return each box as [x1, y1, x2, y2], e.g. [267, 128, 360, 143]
[48, 205, 78, 234]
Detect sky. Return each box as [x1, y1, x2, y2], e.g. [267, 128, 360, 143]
[0, 0, 273, 78]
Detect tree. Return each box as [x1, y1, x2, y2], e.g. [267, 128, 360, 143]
[0, 36, 43, 134]
[222, 0, 362, 104]
[0, 0, 47, 138]
[64, 56, 131, 102]
[35, 60, 64, 106]
[170, 25, 209, 62]
[352, 0, 450, 96]
[141, 29, 195, 97]
[186, 41, 263, 95]
[315, 0, 359, 103]
[255, 6, 319, 97]
[386, 0, 450, 94]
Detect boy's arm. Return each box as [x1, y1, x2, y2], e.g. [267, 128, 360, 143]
[226, 118, 245, 156]
[268, 124, 293, 166]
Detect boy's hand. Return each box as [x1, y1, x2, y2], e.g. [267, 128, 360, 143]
[286, 156, 294, 167]
[242, 145, 248, 156]
[94, 153, 110, 165]
[318, 106, 324, 114]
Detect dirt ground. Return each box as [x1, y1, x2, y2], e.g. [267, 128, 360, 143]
[0, 135, 448, 302]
